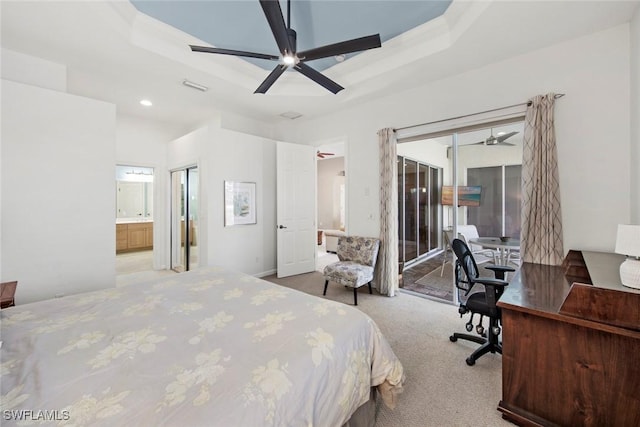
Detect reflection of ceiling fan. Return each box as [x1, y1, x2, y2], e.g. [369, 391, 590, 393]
[317, 151, 335, 159]
[189, 0, 381, 94]
[474, 129, 519, 146]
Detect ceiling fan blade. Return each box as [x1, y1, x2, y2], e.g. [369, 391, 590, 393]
[496, 131, 518, 143]
[190, 45, 279, 61]
[498, 142, 515, 146]
[294, 62, 344, 94]
[259, 0, 292, 55]
[254, 64, 288, 94]
[298, 34, 382, 62]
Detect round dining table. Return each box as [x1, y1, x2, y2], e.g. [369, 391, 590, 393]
[468, 237, 521, 266]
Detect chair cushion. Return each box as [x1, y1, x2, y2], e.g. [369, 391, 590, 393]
[465, 292, 499, 317]
[337, 236, 380, 266]
[323, 261, 374, 288]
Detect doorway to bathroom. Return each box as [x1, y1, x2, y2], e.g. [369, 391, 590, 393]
[115, 165, 155, 277]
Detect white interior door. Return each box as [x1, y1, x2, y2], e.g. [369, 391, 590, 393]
[277, 141, 316, 278]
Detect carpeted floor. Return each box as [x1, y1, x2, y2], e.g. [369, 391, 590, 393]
[263, 271, 512, 427]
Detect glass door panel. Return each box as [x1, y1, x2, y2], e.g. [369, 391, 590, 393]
[417, 163, 429, 256]
[467, 165, 522, 239]
[467, 166, 502, 237]
[397, 155, 444, 265]
[404, 160, 418, 262]
[171, 166, 198, 272]
[188, 168, 199, 270]
[397, 157, 405, 263]
[170, 170, 186, 272]
[429, 166, 440, 251]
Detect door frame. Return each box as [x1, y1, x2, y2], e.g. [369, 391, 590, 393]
[170, 165, 199, 272]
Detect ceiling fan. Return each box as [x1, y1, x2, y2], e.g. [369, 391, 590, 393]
[474, 129, 519, 146]
[317, 151, 335, 159]
[189, 0, 381, 94]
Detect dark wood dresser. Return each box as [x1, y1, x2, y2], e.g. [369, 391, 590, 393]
[1, 281, 18, 309]
[497, 251, 640, 427]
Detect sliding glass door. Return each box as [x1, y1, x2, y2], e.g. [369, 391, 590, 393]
[398, 155, 442, 265]
[467, 165, 522, 238]
[170, 167, 198, 272]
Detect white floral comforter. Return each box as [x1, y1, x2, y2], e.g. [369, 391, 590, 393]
[0, 266, 404, 426]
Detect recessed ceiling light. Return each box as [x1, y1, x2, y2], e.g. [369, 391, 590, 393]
[140, 99, 153, 107]
[334, 54, 345, 62]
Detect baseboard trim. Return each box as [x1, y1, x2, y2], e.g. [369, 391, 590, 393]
[255, 269, 277, 278]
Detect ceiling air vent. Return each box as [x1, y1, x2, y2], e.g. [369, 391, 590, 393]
[279, 111, 303, 120]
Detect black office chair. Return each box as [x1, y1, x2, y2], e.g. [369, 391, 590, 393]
[449, 238, 515, 366]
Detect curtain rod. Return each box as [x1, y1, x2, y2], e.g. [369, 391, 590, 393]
[395, 93, 565, 132]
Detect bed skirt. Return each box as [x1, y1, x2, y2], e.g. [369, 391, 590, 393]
[343, 388, 377, 427]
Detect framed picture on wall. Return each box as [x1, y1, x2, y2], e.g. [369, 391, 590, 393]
[224, 181, 257, 226]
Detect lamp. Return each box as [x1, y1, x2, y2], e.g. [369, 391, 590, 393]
[614, 224, 640, 289]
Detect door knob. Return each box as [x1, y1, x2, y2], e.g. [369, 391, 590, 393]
[278, 225, 287, 229]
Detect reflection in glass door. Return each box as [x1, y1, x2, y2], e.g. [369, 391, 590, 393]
[171, 167, 198, 272]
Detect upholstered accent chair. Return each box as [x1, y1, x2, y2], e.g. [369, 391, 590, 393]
[323, 236, 380, 305]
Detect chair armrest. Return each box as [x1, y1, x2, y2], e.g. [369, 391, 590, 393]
[474, 278, 508, 289]
[485, 264, 516, 273]
[484, 264, 515, 280]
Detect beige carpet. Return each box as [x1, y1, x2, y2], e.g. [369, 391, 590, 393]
[263, 271, 512, 427]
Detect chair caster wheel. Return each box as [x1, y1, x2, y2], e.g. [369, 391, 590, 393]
[449, 335, 457, 342]
[492, 326, 501, 335]
[465, 323, 473, 332]
[476, 325, 485, 335]
[466, 357, 475, 366]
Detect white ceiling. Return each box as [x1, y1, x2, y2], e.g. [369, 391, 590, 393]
[1, 1, 638, 138]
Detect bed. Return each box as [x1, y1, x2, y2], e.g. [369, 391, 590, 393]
[0, 266, 404, 426]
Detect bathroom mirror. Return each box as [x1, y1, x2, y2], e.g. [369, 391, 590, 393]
[116, 165, 153, 220]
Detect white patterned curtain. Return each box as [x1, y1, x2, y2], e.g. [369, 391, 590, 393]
[375, 128, 399, 296]
[521, 94, 564, 265]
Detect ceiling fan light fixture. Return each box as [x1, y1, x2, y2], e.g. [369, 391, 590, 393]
[188, 0, 381, 94]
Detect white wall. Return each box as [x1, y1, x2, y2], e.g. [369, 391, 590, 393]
[1, 80, 116, 303]
[631, 6, 640, 223]
[167, 122, 277, 276]
[276, 24, 633, 254]
[1, 48, 66, 92]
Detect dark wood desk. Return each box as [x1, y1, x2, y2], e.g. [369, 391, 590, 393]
[497, 251, 640, 427]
